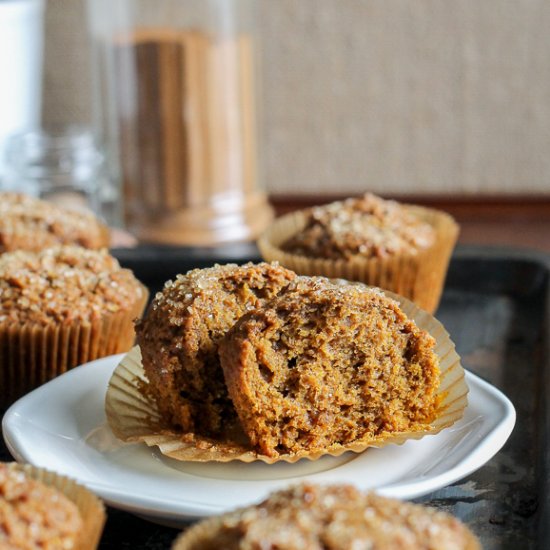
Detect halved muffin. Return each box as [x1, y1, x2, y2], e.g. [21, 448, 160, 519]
[135, 262, 296, 437]
[220, 277, 440, 457]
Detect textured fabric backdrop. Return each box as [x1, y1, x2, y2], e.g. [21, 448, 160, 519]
[42, 0, 550, 196]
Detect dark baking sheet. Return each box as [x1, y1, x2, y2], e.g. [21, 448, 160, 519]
[1, 245, 549, 549]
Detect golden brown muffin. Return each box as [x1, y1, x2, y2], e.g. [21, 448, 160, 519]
[220, 277, 440, 458]
[0, 463, 105, 550]
[257, 193, 459, 313]
[0, 246, 148, 406]
[0, 192, 110, 252]
[0, 463, 81, 549]
[135, 262, 296, 438]
[173, 484, 481, 550]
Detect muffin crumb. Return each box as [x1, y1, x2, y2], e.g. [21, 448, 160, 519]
[220, 277, 440, 457]
[136, 262, 296, 437]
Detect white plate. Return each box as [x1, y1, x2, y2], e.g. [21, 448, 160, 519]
[2, 354, 515, 525]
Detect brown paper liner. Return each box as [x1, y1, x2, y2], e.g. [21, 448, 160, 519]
[256, 204, 459, 314]
[97, 223, 111, 249]
[5, 462, 106, 550]
[0, 283, 148, 409]
[105, 289, 468, 464]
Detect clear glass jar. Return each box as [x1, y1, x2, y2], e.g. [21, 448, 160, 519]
[86, 0, 273, 246]
[3, 126, 110, 217]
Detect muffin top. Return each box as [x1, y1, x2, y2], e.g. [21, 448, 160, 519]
[0, 463, 82, 550]
[0, 192, 109, 252]
[281, 193, 435, 260]
[0, 246, 145, 325]
[147, 262, 296, 327]
[174, 483, 480, 550]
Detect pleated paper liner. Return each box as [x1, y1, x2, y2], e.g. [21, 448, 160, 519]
[0, 283, 148, 409]
[5, 462, 106, 550]
[105, 288, 468, 464]
[172, 514, 235, 550]
[256, 204, 459, 314]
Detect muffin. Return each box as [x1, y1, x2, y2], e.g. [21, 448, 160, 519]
[0, 462, 105, 550]
[135, 262, 296, 438]
[257, 193, 459, 313]
[105, 277, 468, 464]
[0, 245, 148, 407]
[172, 483, 481, 550]
[0, 192, 110, 252]
[220, 277, 441, 458]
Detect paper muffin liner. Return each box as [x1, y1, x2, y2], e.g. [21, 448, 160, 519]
[97, 222, 111, 249]
[256, 204, 459, 314]
[0, 283, 148, 409]
[6, 462, 106, 550]
[105, 288, 468, 464]
[172, 515, 226, 550]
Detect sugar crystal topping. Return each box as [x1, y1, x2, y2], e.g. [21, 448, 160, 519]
[0, 246, 144, 324]
[0, 192, 107, 252]
[283, 193, 435, 259]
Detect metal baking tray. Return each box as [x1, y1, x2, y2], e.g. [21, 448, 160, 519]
[1, 245, 548, 549]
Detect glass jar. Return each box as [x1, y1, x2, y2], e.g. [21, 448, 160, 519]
[86, 0, 273, 246]
[3, 126, 110, 217]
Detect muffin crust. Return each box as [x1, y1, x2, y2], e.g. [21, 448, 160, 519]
[173, 484, 480, 550]
[0, 246, 146, 325]
[0, 192, 109, 252]
[281, 193, 435, 260]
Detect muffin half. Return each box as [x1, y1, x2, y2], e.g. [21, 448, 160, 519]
[135, 262, 296, 437]
[220, 277, 441, 457]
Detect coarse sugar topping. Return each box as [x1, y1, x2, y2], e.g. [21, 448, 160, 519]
[0, 192, 108, 252]
[177, 483, 480, 549]
[282, 193, 435, 260]
[0, 246, 145, 325]
[150, 262, 291, 323]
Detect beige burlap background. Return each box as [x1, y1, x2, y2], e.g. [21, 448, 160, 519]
[42, 0, 550, 197]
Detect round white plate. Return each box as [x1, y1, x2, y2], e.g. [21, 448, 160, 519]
[2, 354, 515, 525]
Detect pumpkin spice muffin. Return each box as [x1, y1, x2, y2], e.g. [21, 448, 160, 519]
[0, 463, 82, 549]
[0, 246, 147, 406]
[135, 262, 296, 438]
[0, 192, 110, 252]
[0, 462, 105, 550]
[220, 277, 440, 458]
[173, 483, 481, 550]
[258, 193, 459, 313]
